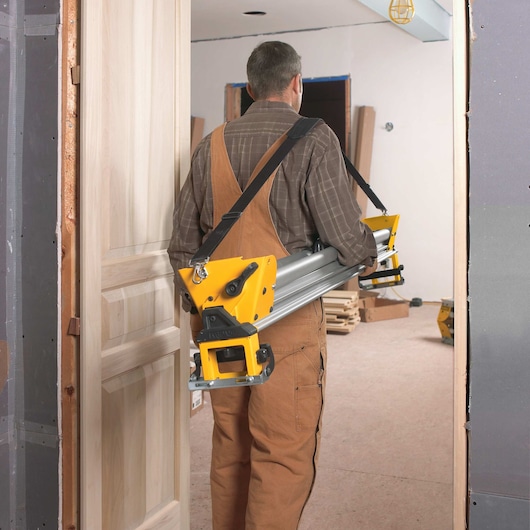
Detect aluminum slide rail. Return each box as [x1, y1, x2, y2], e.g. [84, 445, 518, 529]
[255, 228, 394, 331]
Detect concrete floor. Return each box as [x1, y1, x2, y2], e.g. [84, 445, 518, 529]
[190, 303, 453, 529]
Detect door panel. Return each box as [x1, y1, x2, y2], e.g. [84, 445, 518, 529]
[81, 1, 190, 527]
[102, 356, 175, 528]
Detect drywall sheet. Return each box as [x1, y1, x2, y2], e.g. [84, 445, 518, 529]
[468, 1, 530, 528]
[0, 7, 12, 526]
[469, 493, 530, 530]
[0, 1, 60, 528]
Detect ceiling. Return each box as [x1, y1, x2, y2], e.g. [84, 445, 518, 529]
[191, 0, 453, 42]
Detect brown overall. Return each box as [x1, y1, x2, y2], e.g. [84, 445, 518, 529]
[203, 123, 328, 529]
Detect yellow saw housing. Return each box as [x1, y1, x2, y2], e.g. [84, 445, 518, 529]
[179, 255, 277, 389]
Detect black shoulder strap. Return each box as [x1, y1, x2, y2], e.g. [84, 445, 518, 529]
[191, 117, 321, 265]
[342, 152, 387, 214]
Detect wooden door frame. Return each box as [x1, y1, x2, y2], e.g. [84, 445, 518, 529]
[60, 0, 81, 527]
[61, 1, 468, 527]
[452, 1, 469, 527]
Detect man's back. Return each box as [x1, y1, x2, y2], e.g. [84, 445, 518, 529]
[179, 99, 374, 266]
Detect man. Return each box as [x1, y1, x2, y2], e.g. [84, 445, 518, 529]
[168, 41, 377, 529]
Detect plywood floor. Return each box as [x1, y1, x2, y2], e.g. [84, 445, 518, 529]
[190, 303, 453, 529]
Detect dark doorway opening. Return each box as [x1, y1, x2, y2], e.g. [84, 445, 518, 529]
[228, 76, 351, 156]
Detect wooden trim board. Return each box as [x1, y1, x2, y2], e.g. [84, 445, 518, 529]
[353, 106, 376, 218]
[452, 1, 469, 528]
[60, 0, 80, 526]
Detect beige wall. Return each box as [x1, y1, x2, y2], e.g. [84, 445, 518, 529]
[190, 24, 453, 303]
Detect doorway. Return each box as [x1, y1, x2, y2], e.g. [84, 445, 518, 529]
[226, 76, 352, 156]
[195, 5, 469, 527]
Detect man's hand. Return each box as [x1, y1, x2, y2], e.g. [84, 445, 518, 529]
[361, 260, 378, 277]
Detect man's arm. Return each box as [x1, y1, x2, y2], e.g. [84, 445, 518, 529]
[167, 136, 212, 273]
[167, 141, 211, 311]
[168, 179, 201, 265]
[305, 126, 377, 268]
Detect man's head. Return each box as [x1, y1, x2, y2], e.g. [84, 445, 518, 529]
[246, 41, 303, 111]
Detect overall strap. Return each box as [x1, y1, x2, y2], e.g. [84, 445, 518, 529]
[342, 152, 387, 214]
[191, 117, 320, 265]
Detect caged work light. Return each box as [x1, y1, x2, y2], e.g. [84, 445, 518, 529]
[389, 0, 415, 24]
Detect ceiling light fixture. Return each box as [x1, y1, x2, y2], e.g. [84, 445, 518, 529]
[243, 11, 267, 16]
[388, 0, 415, 25]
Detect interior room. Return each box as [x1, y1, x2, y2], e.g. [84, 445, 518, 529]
[190, 2, 454, 303]
[188, 0, 455, 528]
[5, 1, 529, 528]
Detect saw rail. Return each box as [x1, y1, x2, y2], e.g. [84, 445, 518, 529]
[257, 227, 393, 331]
[181, 215, 404, 390]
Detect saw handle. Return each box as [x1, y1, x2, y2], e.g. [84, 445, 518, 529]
[359, 265, 404, 280]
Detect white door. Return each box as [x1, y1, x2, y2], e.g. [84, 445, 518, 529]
[80, 1, 191, 528]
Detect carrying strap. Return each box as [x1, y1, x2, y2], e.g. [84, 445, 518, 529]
[342, 152, 387, 214]
[190, 117, 321, 265]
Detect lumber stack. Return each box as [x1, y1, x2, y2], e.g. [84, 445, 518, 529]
[323, 290, 360, 333]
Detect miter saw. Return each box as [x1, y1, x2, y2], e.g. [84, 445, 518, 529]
[178, 117, 404, 390]
[181, 214, 403, 390]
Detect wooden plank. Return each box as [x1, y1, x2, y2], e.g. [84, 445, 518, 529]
[325, 308, 358, 317]
[353, 106, 376, 218]
[323, 289, 360, 334]
[323, 301, 355, 309]
[326, 317, 359, 326]
[323, 296, 356, 304]
[190, 116, 204, 155]
[325, 311, 359, 320]
[453, 1, 469, 528]
[225, 84, 241, 122]
[327, 322, 359, 333]
[342, 108, 374, 292]
[323, 289, 359, 300]
[324, 305, 357, 313]
[60, 0, 80, 527]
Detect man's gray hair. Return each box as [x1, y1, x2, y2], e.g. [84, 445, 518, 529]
[247, 41, 302, 100]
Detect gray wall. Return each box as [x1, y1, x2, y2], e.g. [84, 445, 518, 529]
[0, 1, 60, 528]
[468, 1, 530, 528]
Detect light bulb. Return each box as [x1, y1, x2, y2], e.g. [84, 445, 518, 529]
[389, 0, 415, 25]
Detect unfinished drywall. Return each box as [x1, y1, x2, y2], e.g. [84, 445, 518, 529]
[0, 1, 60, 528]
[191, 22, 453, 303]
[468, 1, 530, 528]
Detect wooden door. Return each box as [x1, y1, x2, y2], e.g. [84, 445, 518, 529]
[80, 1, 191, 528]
